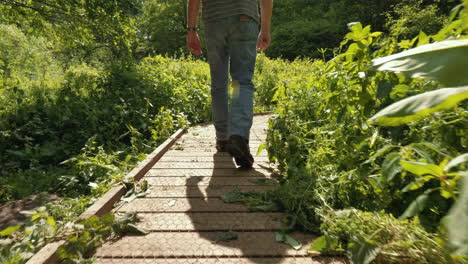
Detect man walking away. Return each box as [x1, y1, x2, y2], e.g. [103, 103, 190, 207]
[186, 0, 273, 169]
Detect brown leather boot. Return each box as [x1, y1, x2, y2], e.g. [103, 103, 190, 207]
[226, 135, 254, 169]
[216, 139, 229, 152]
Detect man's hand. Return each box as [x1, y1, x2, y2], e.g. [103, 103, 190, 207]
[257, 30, 271, 51]
[187, 31, 202, 55]
[258, 0, 273, 51]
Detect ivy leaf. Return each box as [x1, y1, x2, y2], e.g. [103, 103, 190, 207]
[368, 86, 468, 127]
[372, 39, 468, 86]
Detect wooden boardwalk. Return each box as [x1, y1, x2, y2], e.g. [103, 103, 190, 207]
[93, 115, 344, 264]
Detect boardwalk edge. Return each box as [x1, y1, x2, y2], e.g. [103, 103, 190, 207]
[26, 128, 186, 264]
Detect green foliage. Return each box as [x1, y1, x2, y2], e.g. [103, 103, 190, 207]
[215, 231, 238, 242]
[373, 39, 468, 87]
[385, 0, 448, 40]
[267, 0, 394, 59]
[275, 232, 302, 250]
[369, 87, 468, 126]
[0, 0, 140, 57]
[57, 213, 141, 263]
[264, 3, 467, 262]
[447, 172, 468, 256]
[0, 55, 212, 202]
[0, 207, 58, 264]
[122, 0, 457, 59]
[319, 209, 448, 263]
[137, 0, 187, 57]
[0, 1, 466, 263]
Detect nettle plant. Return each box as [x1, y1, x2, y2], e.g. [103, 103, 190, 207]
[367, 1, 468, 257]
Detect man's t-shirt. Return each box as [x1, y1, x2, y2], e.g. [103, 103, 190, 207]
[202, 0, 260, 23]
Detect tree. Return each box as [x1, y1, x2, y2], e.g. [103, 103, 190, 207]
[0, 0, 141, 58]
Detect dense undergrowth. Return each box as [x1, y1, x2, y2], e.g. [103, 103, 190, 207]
[0, 31, 213, 261]
[261, 3, 468, 263]
[1, 1, 468, 263]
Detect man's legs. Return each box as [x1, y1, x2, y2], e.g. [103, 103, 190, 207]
[225, 16, 259, 168]
[205, 21, 230, 142]
[228, 18, 259, 140]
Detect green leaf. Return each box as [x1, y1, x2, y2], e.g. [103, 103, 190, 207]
[377, 81, 393, 99]
[365, 145, 398, 164]
[409, 143, 434, 163]
[402, 177, 431, 192]
[419, 142, 450, 157]
[47, 216, 56, 231]
[250, 201, 279, 212]
[256, 143, 266, 156]
[368, 86, 468, 126]
[381, 152, 402, 182]
[121, 193, 137, 202]
[275, 231, 285, 242]
[372, 39, 468, 86]
[285, 234, 302, 250]
[248, 178, 276, 186]
[447, 172, 468, 255]
[400, 160, 444, 177]
[220, 187, 244, 203]
[400, 190, 432, 219]
[309, 236, 327, 251]
[445, 153, 468, 171]
[124, 224, 148, 235]
[389, 84, 410, 100]
[0, 225, 21, 236]
[348, 236, 381, 264]
[275, 232, 302, 250]
[416, 31, 430, 46]
[448, 4, 464, 23]
[216, 231, 238, 242]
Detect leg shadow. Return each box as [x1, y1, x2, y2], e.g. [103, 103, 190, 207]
[186, 152, 295, 263]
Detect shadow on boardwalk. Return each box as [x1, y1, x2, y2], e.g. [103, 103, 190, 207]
[186, 152, 286, 264]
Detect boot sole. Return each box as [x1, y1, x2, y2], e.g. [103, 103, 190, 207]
[227, 143, 254, 169]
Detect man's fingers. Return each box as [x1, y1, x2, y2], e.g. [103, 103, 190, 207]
[257, 38, 270, 51]
[187, 33, 203, 55]
[190, 42, 202, 54]
[257, 32, 271, 51]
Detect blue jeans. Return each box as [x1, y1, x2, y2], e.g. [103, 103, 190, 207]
[204, 15, 259, 140]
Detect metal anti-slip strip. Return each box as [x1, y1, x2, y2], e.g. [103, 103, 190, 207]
[97, 255, 311, 259]
[120, 211, 277, 213]
[142, 229, 283, 232]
